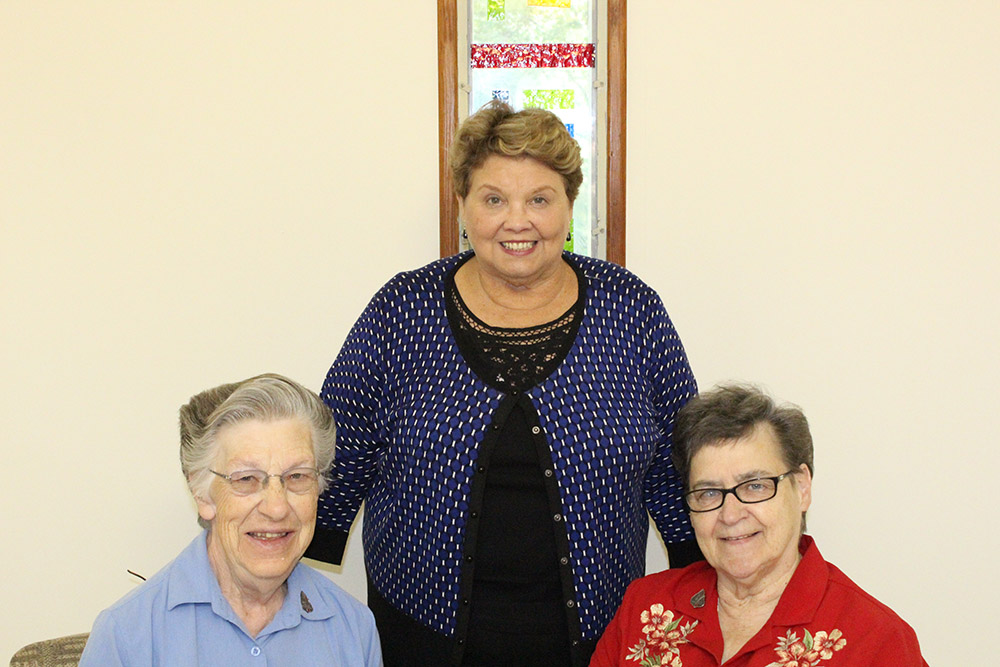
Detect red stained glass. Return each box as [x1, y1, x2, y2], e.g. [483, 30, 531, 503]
[471, 43, 595, 69]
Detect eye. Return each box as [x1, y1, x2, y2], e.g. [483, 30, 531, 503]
[693, 488, 721, 502]
[738, 478, 777, 500]
[284, 468, 319, 493]
[531, 195, 548, 205]
[225, 470, 266, 495]
[485, 194, 503, 206]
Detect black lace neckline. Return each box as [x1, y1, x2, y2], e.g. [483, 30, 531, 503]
[445, 256, 586, 393]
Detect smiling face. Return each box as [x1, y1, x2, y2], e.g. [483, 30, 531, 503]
[689, 424, 812, 591]
[197, 418, 318, 597]
[458, 154, 572, 289]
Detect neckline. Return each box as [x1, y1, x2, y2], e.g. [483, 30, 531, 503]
[448, 252, 585, 332]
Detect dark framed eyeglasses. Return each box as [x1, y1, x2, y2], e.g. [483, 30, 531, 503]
[683, 470, 798, 513]
[210, 467, 320, 496]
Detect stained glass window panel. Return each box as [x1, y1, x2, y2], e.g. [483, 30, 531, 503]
[467, 0, 598, 258]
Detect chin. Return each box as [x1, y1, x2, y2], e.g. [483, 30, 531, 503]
[248, 559, 298, 581]
[715, 555, 765, 581]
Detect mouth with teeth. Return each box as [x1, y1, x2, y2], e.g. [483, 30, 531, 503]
[721, 532, 759, 542]
[500, 240, 537, 252]
[247, 531, 292, 541]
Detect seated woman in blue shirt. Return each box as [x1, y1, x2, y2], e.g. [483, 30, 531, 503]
[80, 374, 382, 666]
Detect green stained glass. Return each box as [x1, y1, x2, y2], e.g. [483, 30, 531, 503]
[523, 89, 575, 110]
[487, 0, 505, 21]
[472, 0, 592, 44]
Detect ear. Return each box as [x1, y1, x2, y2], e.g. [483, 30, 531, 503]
[456, 195, 466, 220]
[794, 463, 812, 513]
[195, 493, 217, 523]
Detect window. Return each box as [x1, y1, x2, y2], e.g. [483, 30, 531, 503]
[438, 0, 626, 265]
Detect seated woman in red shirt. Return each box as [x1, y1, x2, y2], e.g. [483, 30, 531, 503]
[592, 384, 927, 667]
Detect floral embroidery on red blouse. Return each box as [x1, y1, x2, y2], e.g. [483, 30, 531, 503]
[625, 603, 698, 666]
[767, 628, 847, 666]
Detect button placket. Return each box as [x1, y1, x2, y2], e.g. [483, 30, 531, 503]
[524, 407, 586, 660]
[452, 395, 517, 666]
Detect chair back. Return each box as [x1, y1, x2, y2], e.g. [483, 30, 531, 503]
[9, 633, 89, 667]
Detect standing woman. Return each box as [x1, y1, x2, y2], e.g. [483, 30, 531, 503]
[306, 101, 699, 666]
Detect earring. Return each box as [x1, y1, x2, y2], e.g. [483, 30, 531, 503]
[566, 230, 572, 242]
[462, 229, 468, 240]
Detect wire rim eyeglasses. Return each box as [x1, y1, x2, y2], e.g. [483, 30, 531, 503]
[210, 467, 320, 496]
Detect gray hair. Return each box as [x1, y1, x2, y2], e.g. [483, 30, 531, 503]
[179, 373, 335, 528]
[672, 383, 813, 530]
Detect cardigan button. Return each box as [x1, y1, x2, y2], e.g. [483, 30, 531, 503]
[560, 557, 569, 565]
[553, 514, 563, 522]
[465, 555, 474, 562]
[566, 600, 576, 608]
[531, 426, 541, 434]
[544, 469, 553, 478]
[477, 465, 486, 473]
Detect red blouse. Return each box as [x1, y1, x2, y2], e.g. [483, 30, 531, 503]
[591, 536, 927, 666]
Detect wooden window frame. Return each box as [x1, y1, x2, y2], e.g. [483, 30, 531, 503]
[437, 0, 626, 266]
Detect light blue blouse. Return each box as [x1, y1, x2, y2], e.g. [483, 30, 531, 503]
[80, 531, 381, 666]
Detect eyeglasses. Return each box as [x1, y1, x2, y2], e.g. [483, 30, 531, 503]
[210, 467, 320, 496]
[683, 470, 798, 513]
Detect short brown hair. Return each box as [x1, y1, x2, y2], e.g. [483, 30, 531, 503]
[449, 100, 583, 203]
[672, 384, 814, 489]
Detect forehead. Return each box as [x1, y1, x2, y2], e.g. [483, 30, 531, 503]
[689, 424, 786, 483]
[214, 418, 314, 466]
[471, 155, 561, 188]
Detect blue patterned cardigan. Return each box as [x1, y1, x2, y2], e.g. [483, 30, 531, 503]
[307, 251, 697, 641]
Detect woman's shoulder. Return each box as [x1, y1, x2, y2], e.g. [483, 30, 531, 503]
[568, 253, 661, 303]
[368, 252, 468, 304]
[97, 533, 207, 618]
[823, 559, 920, 629]
[570, 252, 643, 284]
[810, 558, 927, 662]
[92, 566, 171, 623]
[386, 252, 467, 286]
[81, 535, 204, 658]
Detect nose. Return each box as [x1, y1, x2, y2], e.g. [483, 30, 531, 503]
[256, 479, 292, 519]
[717, 490, 747, 523]
[503, 201, 532, 230]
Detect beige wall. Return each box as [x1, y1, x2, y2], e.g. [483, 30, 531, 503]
[2, 2, 996, 663]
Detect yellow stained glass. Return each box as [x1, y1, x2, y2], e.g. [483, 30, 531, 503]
[528, 0, 572, 7]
